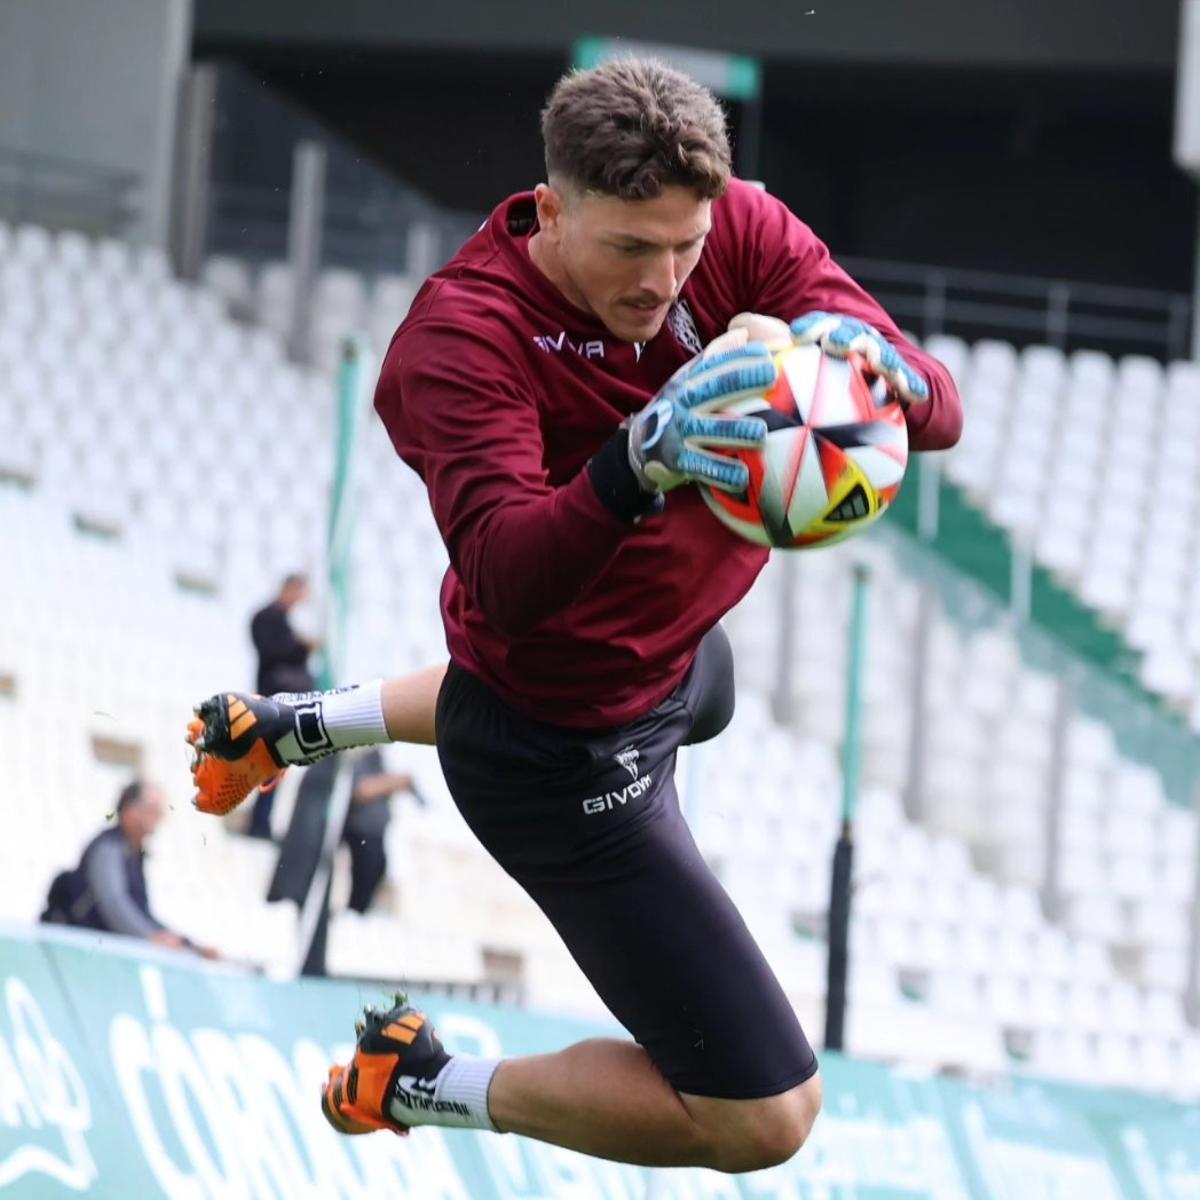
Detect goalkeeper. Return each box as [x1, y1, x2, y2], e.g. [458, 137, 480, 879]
[189, 58, 960, 1173]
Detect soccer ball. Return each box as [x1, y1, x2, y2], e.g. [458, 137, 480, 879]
[699, 342, 909, 549]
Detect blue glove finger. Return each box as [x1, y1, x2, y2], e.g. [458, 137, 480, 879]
[678, 342, 773, 380]
[678, 362, 777, 409]
[788, 312, 833, 340]
[822, 318, 875, 351]
[898, 363, 930, 401]
[680, 413, 768, 447]
[676, 448, 751, 493]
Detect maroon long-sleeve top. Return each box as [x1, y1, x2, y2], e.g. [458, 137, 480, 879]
[375, 179, 961, 727]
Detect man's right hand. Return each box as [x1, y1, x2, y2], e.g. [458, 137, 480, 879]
[189, 691, 341, 767]
[626, 342, 775, 494]
[187, 692, 303, 815]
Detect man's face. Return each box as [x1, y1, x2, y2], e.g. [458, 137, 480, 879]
[124, 785, 167, 842]
[535, 182, 712, 344]
[280, 579, 308, 610]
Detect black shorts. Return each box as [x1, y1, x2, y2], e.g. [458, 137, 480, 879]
[434, 627, 818, 1099]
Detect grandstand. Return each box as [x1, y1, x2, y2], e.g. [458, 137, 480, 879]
[3, 2, 1200, 1194]
[1, 216, 1198, 1105]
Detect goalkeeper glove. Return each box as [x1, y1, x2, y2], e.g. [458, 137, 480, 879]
[187, 685, 387, 815]
[789, 312, 930, 405]
[626, 341, 775, 494]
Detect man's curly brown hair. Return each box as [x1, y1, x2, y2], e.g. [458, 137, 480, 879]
[541, 58, 732, 201]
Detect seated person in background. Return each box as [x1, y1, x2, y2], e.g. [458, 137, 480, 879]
[42, 780, 216, 957]
[247, 572, 320, 838]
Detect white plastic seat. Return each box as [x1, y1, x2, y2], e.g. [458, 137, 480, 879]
[1139, 946, 1188, 990]
[54, 228, 92, 272]
[1157, 805, 1198, 858]
[1031, 927, 1073, 981]
[1026, 976, 1067, 1029]
[1108, 853, 1157, 901]
[1143, 990, 1187, 1038]
[255, 261, 295, 336]
[928, 968, 982, 1016]
[1138, 648, 1194, 703]
[1116, 354, 1165, 399]
[13, 223, 53, 264]
[970, 339, 1019, 389]
[94, 237, 132, 276]
[981, 973, 1029, 1026]
[1125, 609, 1183, 655]
[1078, 560, 1133, 620]
[1035, 524, 1087, 578]
[201, 254, 253, 314]
[1064, 893, 1123, 942]
[1068, 348, 1116, 394]
[1095, 1033, 1139, 1088]
[315, 267, 367, 322]
[1130, 898, 1189, 949]
[1063, 981, 1107, 1032]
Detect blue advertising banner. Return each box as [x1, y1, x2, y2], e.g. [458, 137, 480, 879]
[1, 926, 1197, 1199]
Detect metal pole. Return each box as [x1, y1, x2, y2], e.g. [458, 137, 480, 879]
[922, 271, 947, 339]
[825, 561, 870, 1052]
[291, 339, 366, 976]
[1046, 283, 1071, 350]
[1186, 777, 1200, 1026]
[169, 63, 216, 282]
[1010, 536, 1032, 625]
[771, 556, 797, 725]
[318, 339, 365, 692]
[287, 140, 327, 364]
[1193, 189, 1200, 361]
[903, 582, 934, 823]
[737, 94, 763, 182]
[292, 756, 356, 977]
[1167, 295, 1191, 363]
[1040, 675, 1073, 923]
[405, 219, 440, 281]
[916, 454, 941, 544]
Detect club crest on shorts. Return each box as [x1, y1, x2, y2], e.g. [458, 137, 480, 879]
[666, 299, 702, 355]
[614, 746, 640, 779]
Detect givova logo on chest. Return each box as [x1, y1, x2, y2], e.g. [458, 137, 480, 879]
[532, 331, 605, 359]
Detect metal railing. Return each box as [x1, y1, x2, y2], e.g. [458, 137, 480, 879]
[841, 254, 1194, 361]
[192, 63, 1196, 364]
[0, 146, 139, 237]
[206, 176, 1195, 365]
[206, 177, 479, 280]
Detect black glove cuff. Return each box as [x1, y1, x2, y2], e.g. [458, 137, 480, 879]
[588, 427, 665, 523]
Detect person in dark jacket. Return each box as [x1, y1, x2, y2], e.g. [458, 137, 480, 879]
[246, 573, 320, 838]
[42, 781, 214, 956]
[250, 573, 319, 696]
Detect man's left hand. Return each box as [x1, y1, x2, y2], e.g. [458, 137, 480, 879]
[788, 311, 930, 405]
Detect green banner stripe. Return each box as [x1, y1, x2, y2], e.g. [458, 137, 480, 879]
[2, 927, 1197, 1198]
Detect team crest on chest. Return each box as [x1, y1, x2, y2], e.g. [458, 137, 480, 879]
[666, 299, 702, 355]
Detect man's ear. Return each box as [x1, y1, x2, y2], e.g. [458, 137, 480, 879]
[534, 181, 565, 242]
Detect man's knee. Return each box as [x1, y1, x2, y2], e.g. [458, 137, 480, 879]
[704, 1073, 823, 1174]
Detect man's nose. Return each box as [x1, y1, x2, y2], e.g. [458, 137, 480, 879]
[640, 251, 677, 301]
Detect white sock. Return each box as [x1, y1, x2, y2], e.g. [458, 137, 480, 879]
[388, 1055, 500, 1132]
[274, 680, 389, 760]
[319, 679, 389, 749]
